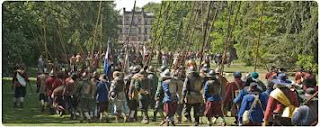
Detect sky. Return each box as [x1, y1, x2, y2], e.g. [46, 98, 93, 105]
[114, 0, 162, 11]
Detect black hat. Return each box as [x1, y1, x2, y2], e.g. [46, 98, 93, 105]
[249, 82, 263, 93]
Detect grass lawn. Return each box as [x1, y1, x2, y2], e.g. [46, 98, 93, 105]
[2, 78, 236, 126]
[2, 62, 298, 126]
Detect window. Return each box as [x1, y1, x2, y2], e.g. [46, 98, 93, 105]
[138, 28, 141, 34]
[138, 37, 141, 41]
[138, 17, 142, 24]
[125, 28, 129, 34]
[145, 28, 148, 34]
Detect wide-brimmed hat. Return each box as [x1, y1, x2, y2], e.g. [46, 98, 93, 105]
[272, 73, 292, 88]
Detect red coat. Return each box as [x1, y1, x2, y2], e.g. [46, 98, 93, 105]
[223, 78, 244, 106]
[45, 76, 55, 96]
[264, 88, 299, 122]
[52, 78, 64, 92]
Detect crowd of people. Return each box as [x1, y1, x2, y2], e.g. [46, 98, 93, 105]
[11, 51, 318, 126]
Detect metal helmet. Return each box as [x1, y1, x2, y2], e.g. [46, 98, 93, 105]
[139, 69, 147, 75]
[147, 65, 155, 73]
[132, 65, 142, 73]
[206, 70, 215, 78]
[160, 65, 168, 72]
[161, 69, 171, 78]
[233, 71, 242, 78]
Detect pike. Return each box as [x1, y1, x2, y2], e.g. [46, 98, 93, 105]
[123, 0, 137, 72]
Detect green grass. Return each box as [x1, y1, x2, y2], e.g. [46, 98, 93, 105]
[2, 63, 298, 126]
[2, 78, 235, 126]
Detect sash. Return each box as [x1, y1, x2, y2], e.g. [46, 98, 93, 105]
[16, 72, 26, 87]
[269, 88, 297, 118]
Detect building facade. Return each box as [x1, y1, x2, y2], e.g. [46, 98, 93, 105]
[117, 8, 155, 50]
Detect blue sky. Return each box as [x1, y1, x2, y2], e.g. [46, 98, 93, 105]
[114, 0, 162, 11]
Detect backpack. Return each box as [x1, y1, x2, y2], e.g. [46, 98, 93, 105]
[242, 95, 264, 124]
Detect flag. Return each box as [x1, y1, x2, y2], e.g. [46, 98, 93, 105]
[104, 43, 111, 77]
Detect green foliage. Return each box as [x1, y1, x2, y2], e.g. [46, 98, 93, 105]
[3, 1, 118, 72]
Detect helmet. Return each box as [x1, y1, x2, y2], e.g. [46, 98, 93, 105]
[132, 65, 142, 73]
[206, 70, 215, 78]
[233, 71, 242, 78]
[159, 65, 168, 72]
[139, 69, 147, 75]
[161, 69, 171, 78]
[147, 66, 155, 73]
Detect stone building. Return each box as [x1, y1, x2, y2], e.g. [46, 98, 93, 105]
[117, 7, 155, 50]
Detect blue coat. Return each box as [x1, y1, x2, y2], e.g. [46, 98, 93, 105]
[204, 80, 222, 101]
[161, 79, 178, 103]
[96, 81, 110, 102]
[233, 88, 248, 104]
[238, 93, 268, 123]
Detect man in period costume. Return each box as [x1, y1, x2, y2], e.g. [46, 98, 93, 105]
[74, 72, 94, 123]
[172, 68, 185, 124]
[182, 66, 203, 126]
[161, 69, 179, 126]
[223, 71, 245, 122]
[36, 70, 49, 111]
[291, 88, 318, 126]
[12, 64, 30, 108]
[128, 65, 142, 122]
[263, 73, 299, 126]
[110, 71, 128, 122]
[96, 74, 110, 122]
[238, 82, 268, 126]
[265, 66, 278, 81]
[146, 66, 159, 121]
[204, 71, 227, 126]
[153, 65, 167, 124]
